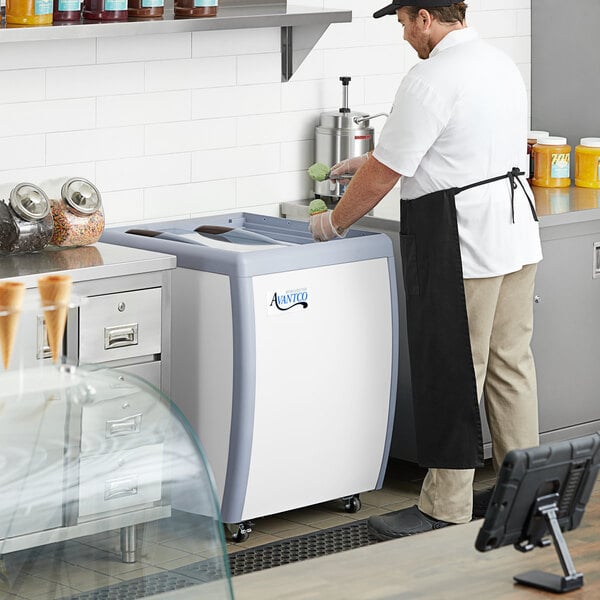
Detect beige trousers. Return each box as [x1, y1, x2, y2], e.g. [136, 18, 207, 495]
[417, 263, 539, 523]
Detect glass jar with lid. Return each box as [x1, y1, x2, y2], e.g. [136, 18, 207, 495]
[50, 178, 105, 247]
[53, 0, 82, 21]
[575, 137, 600, 189]
[82, 0, 127, 20]
[174, 0, 217, 18]
[128, 0, 163, 18]
[6, 0, 53, 25]
[0, 183, 54, 255]
[531, 136, 571, 188]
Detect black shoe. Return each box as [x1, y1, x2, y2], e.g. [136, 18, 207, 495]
[367, 505, 452, 541]
[472, 486, 495, 519]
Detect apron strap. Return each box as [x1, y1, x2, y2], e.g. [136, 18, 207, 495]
[455, 167, 538, 224]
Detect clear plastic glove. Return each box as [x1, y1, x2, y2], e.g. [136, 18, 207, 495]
[309, 210, 347, 242]
[329, 153, 370, 183]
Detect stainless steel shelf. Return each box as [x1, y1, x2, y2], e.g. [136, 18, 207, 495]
[0, 2, 352, 80]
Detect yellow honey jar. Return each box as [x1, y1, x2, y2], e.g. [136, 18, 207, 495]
[531, 136, 571, 188]
[527, 130, 549, 181]
[5, 0, 53, 25]
[575, 138, 600, 189]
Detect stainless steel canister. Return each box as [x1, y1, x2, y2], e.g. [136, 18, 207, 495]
[313, 77, 386, 201]
[314, 110, 375, 201]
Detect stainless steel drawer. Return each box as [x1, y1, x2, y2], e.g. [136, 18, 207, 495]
[78, 443, 163, 518]
[80, 389, 163, 455]
[79, 288, 161, 364]
[116, 361, 161, 390]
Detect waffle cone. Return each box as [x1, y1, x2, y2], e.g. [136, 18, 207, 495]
[38, 274, 72, 363]
[0, 281, 26, 369]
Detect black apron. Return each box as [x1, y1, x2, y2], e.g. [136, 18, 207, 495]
[400, 168, 537, 469]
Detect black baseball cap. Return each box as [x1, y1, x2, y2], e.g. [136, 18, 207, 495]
[374, 1, 461, 19]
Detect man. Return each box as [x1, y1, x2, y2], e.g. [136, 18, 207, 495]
[310, 0, 542, 538]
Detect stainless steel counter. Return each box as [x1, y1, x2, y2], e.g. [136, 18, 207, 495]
[0, 242, 176, 287]
[281, 186, 600, 229]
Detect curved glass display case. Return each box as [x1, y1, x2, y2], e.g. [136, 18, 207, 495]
[0, 292, 233, 599]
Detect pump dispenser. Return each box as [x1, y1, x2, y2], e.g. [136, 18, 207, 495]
[313, 76, 387, 202]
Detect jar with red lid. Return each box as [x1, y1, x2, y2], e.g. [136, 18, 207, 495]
[175, 0, 217, 18]
[49, 178, 105, 247]
[531, 136, 571, 188]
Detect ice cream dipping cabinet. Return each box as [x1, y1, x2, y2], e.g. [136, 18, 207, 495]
[101, 213, 398, 541]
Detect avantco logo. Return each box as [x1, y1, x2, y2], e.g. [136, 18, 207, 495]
[267, 287, 309, 315]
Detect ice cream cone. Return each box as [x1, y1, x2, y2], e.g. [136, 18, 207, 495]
[0, 281, 26, 369]
[37, 274, 72, 363]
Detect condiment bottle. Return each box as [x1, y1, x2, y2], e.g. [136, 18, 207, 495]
[82, 0, 127, 21]
[575, 137, 600, 189]
[174, 0, 217, 18]
[6, 0, 53, 25]
[128, 0, 163, 18]
[527, 130, 549, 182]
[531, 136, 571, 188]
[53, 0, 82, 21]
[49, 178, 105, 247]
[0, 184, 54, 255]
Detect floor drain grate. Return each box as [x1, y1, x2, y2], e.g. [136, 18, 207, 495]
[225, 519, 379, 577]
[61, 520, 379, 598]
[63, 558, 226, 600]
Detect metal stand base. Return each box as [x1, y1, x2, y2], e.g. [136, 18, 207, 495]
[120, 525, 137, 563]
[513, 494, 584, 594]
[514, 570, 584, 593]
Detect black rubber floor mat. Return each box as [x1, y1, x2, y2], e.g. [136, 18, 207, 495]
[226, 519, 380, 577]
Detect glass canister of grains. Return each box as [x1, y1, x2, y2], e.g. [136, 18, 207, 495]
[175, 0, 217, 18]
[531, 136, 571, 188]
[6, 0, 53, 25]
[0, 184, 54, 255]
[527, 130, 549, 182]
[575, 138, 600, 189]
[50, 178, 105, 247]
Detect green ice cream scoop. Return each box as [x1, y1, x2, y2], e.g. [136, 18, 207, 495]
[309, 199, 328, 215]
[307, 162, 330, 182]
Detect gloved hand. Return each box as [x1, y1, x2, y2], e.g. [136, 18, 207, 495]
[309, 209, 347, 242]
[329, 153, 370, 183]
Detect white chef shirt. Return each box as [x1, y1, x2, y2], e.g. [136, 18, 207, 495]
[373, 28, 542, 278]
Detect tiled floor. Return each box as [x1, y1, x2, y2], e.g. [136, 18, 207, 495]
[224, 459, 496, 554]
[0, 459, 496, 599]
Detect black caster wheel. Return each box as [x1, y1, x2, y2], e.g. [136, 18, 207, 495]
[230, 521, 252, 543]
[343, 494, 361, 513]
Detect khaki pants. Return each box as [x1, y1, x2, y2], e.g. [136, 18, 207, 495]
[417, 263, 539, 523]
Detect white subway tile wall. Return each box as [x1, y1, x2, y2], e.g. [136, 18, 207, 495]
[0, 0, 531, 226]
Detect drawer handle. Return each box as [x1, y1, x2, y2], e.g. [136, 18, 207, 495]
[105, 477, 139, 501]
[106, 414, 142, 438]
[104, 324, 139, 349]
